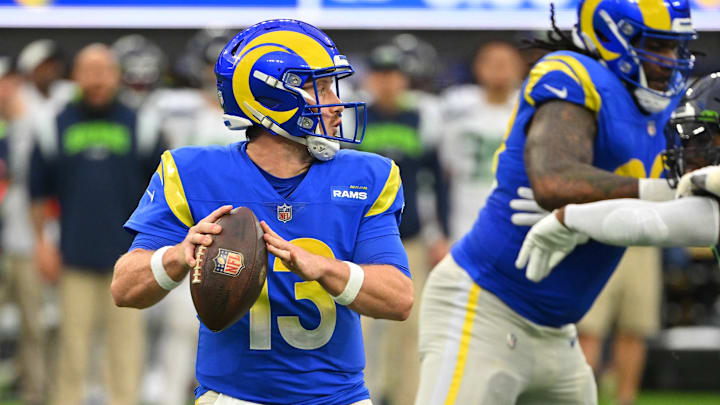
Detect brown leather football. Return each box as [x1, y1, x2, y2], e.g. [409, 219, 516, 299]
[189, 206, 268, 332]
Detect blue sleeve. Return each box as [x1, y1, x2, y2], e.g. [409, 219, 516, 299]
[524, 54, 601, 113]
[357, 183, 404, 242]
[129, 232, 179, 252]
[353, 233, 410, 278]
[359, 158, 405, 242]
[124, 160, 189, 243]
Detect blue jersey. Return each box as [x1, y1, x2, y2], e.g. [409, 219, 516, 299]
[124, 142, 407, 404]
[452, 51, 676, 327]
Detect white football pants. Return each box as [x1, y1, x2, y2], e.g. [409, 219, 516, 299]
[415, 254, 597, 405]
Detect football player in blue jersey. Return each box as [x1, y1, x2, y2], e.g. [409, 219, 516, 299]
[517, 72, 720, 281]
[111, 19, 413, 405]
[414, 1, 696, 404]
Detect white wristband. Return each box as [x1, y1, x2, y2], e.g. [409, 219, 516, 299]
[638, 178, 674, 202]
[331, 261, 365, 306]
[151, 246, 182, 291]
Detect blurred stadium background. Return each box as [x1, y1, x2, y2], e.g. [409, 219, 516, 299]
[1, 1, 720, 404]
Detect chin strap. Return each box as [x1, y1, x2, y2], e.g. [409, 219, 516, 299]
[306, 136, 340, 161]
[634, 85, 672, 114]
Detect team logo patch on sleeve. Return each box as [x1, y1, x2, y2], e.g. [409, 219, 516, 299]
[331, 186, 368, 201]
[277, 203, 293, 223]
[213, 248, 245, 277]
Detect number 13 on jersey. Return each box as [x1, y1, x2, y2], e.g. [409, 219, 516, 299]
[249, 238, 338, 351]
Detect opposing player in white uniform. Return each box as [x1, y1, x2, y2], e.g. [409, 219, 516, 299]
[440, 41, 524, 240]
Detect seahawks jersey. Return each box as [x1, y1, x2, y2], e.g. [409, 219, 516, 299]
[439, 85, 518, 240]
[452, 51, 677, 327]
[124, 142, 406, 404]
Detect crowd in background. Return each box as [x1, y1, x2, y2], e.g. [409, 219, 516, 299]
[0, 28, 715, 405]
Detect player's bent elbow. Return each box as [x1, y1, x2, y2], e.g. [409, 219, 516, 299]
[528, 180, 566, 211]
[110, 272, 139, 308]
[110, 279, 131, 308]
[395, 293, 413, 321]
[391, 281, 414, 321]
[110, 279, 152, 309]
[111, 253, 150, 309]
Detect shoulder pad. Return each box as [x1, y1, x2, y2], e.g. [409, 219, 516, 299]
[524, 52, 602, 113]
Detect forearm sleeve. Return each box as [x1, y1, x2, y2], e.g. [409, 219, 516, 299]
[564, 197, 719, 247]
[638, 178, 675, 202]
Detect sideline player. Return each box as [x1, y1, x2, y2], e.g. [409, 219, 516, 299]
[414, 0, 697, 404]
[517, 72, 720, 280]
[111, 20, 413, 404]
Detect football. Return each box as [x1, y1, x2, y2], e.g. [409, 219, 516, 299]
[189, 206, 268, 332]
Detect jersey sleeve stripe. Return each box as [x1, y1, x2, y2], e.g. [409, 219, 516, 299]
[365, 161, 401, 218]
[490, 99, 520, 176]
[523, 60, 581, 107]
[160, 150, 195, 228]
[155, 163, 163, 186]
[546, 55, 602, 112]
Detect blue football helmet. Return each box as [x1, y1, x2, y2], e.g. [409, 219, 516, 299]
[215, 19, 366, 161]
[574, 0, 696, 113]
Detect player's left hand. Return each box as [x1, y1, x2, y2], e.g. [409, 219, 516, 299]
[676, 165, 720, 199]
[510, 187, 550, 226]
[261, 221, 332, 281]
[515, 210, 589, 283]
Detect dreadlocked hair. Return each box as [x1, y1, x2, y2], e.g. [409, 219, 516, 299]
[521, 3, 595, 59]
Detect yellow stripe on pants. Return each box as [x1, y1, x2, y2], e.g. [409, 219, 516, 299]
[444, 284, 481, 405]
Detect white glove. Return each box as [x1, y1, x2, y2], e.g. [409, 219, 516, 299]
[510, 187, 550, 226]
[515, 211, 589, 283]
[676, 165, 720, 199]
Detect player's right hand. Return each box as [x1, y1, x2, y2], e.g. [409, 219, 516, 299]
[510, 187, 550, 226]
[178, 205, 232, 268]
[515, 211, 589, 283]
[676, 165, 720, 199]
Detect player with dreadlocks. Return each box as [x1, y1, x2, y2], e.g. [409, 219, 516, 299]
[414, 0, 697, 404]
[517, 72, 720, 284]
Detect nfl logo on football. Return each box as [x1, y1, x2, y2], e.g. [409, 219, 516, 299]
[213, 248, 245, 277]
[277, 203, 292, 223]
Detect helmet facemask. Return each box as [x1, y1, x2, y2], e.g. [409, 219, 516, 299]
[284, 65, 366, 145]
[628, 28, 695, 114]
[663, 110, 720, 187]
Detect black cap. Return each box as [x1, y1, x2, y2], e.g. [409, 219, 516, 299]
[368, 44, 404, 72]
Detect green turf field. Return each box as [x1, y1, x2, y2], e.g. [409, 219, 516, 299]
[599, 391, 720, 405]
